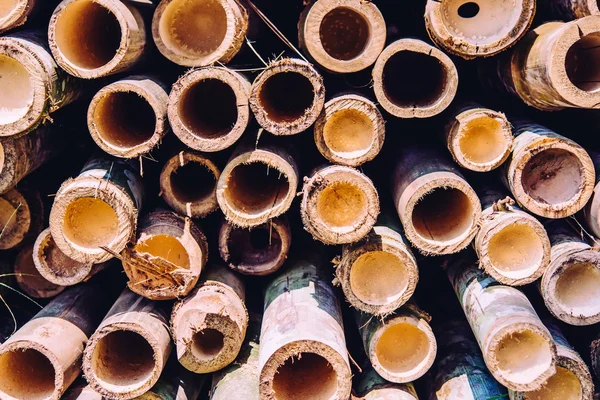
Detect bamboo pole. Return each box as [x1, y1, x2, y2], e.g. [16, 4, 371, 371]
[545, 0, 599, 19]
[354, 365, 418, 400]
[0, 0, 34, 33]
[0, 185, 43, 250]
[582, 150, 600, 237]
[14, 242, 66, 299]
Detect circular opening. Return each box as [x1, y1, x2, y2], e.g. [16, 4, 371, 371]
[0, 197, 17, 237]
[375, 322, 431, 375]
[521, 148, 584, 206]
[555, 262, 600, 318]
[524, 366, 583, 400]
[41, 235, 86, 278]
[63, 197, 119, 249]
[258, 72, 315, 123]
[0, 55, 33, 125]
[135, 234, 190, 269]
[272, 352, 338, 400]
[382, 51, 447, 109]
[0, 0, 20, 20]
[487, 223, 544, 280]
[316, 182, 368, 228]
[458, 2, 480, 17]
[54, 0, 122, 70]
[227, 224, 283, 268]
[15, 247, 64, 297]
[565, 33, 600, 92]
[0, 348, 56, 400]
[323, 109, 374, 159]
[349, 251, 409, 306]
[495, 330, 553, 385]
[411, 188, 474, 243]
[458, 116, 507, 164]
[191, 329, 224, 361]
[318, 7, 370, 61]
[169, 162, 217, 203]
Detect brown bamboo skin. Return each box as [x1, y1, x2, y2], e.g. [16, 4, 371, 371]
[171, 265, 248, 373]
[298, 0, 386, 73]
[48, 0, 146, 79]
[152, 0, 248, 67]
[424, 0, 535, 59]
[546, 0, 600, 19]
[372, 39, 458, 118]
[122, 210, 208, 301]
[314, 94, 385, 167]
[582, 151, 600, 237]
[250, 58, 326, 136]
[14, 242, 66, 299]
[0, 0, 34, 33]
[168, 67, 251, 152]
[218, 216, 291, 276]
[0, 185, 43, 250]
[83, 288, 172, 399]
[353, 365, 418, 400]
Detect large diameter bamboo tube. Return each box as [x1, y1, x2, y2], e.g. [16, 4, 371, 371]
[0, 185, 43, 250]
[546, 0, 599, 19]
[445, 257, 557, 391]
[504, 121, 594, 219]
[298, 0, 386, 73]
[0, 0, 33, 33]
[49, 156, 144, 264]
[171, 265, 247, 373]
[354, 366, 418, 400]
[392, 146, 482, 255]
[250, 58, 325, 136]
[48, 0, 146, 79]
[83, 288, 172, 399]
[259, 258, 352, 400]
[14, 242, 66, 299]
[152, 0, 248, 67]
[582, 151, 600, 237]
[372, 39, 458, 118]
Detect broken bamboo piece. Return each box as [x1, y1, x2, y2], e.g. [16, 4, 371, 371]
[354, 365, 418, 400]
[545, 0, 599, 19]
[581, 150, 600, 238]
[0, 0, 34, 33]
[14, 242, 66, 299]
[0, 185, 43, 250]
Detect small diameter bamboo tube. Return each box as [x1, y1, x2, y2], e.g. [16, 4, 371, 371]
[49, 156, 144, 264]
[424, 0, 535, 59]
[582, 151, 600, 237]
[372, 39, 458, 118]
[152, 0, 248, 67]
[0, 185, 43, 250]
[48, 0, 146, 79]
[0, 0, 33, 33]
[504, 121, 594, 219]
[298, 0, 386, 73]
[83, 288, 172, 399]
[218, 216, 291, 276]
[354, 366, 418, 400]
[171, 265, 248, 373]
[301, 165, 379, 245]
[14, 242, 66, 299]
[314, 94, 385, 167]
[250, 58, 325, 136]
[168, 67, 251, 152]
[259, 259, 352, 400]
[546, 0, 599, 19]
[0, 284, 115, 400]
[446, 258, 557, 391]
[122, 210, 208, 300]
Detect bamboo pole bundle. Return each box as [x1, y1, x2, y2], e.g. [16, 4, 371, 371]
[0, 0, 34, 33]
[0, 185, 43, 250]
[314, 94, 385, 167]
[48, 0, 146, 78]
[545, 0, 599, 19]
[582, 151, 600, 237]
[168, 67, 251, 152]
[298, 0, 386, 73]
[259, 258, 352, 400]
[83, 288, 172, 399]
[14, 242, 66, 299]
[152, 0, 248, 67]
[171, 265, 248, 373]
[250, 58, 325, 136]
[354, 365, 418, 400]
[372, 39, 458, 118]
[392, 146, 482, 255]
[218, 216, 291, 276]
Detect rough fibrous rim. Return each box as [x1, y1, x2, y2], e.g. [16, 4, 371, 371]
[0, 187, 31, 250]
[0, 0, 32, 33]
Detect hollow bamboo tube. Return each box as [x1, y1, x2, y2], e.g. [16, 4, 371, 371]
[88, 76, 169, 159]
[392, 146, 482, 255]
[250, 58, 325, 136]
[298, 0, 386, 73]
[314, 94, 385, 167]
[0, 0, 34, 33]
[0, 32, 79, 137]
[259, 258, 352, 400]
[354, 365, 418, 400]
[445, 257, 557, 391]
[504, 121, 594, 219]
[48, 0, 146, 79]
[474, 185, 551, 286]
[372, 39, 458, 118]
[302, 164, 379, 245]
[424, 0, 535, 59]
[122, 210, 207, 301]
[83, 288, 172, 399]
[14, 242, 66, 299]
[171, 265, 247, 373]
[0, 185, 43, 250]
[49, 156, 144, 264]
[545, 0, 599, 19]
[218, 216, 291, 276]
[582, 151, 600, 237]
[152, 0, 248, 67]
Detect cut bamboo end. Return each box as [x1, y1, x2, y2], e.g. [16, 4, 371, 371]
[160, 152, 220, 218]
[550, 0, 600, 19]
[298, 0, 386, 73]
[424, 0, 535, 59]
[314, 94, 385, 167]
[301, 165, 379, 245]
[15, 243, 66, 299]
[152, 0, 248, 67]
[337, 226, 418, 315]
[0, 0, 33, 33]
[446, 107, 513, 172]
[250, 58, 325, 136]
[584, 152, 600, 237]
[48, 0, 146, 79]
[355, 367, 418, 400]
[218, 216, 291, 276]
[168, 67, 250, 152]
[372, 39, 458, 118]
[123, 210, 207, 301]
[0, 186, 39, 250]
[88, 76, 169, 159]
